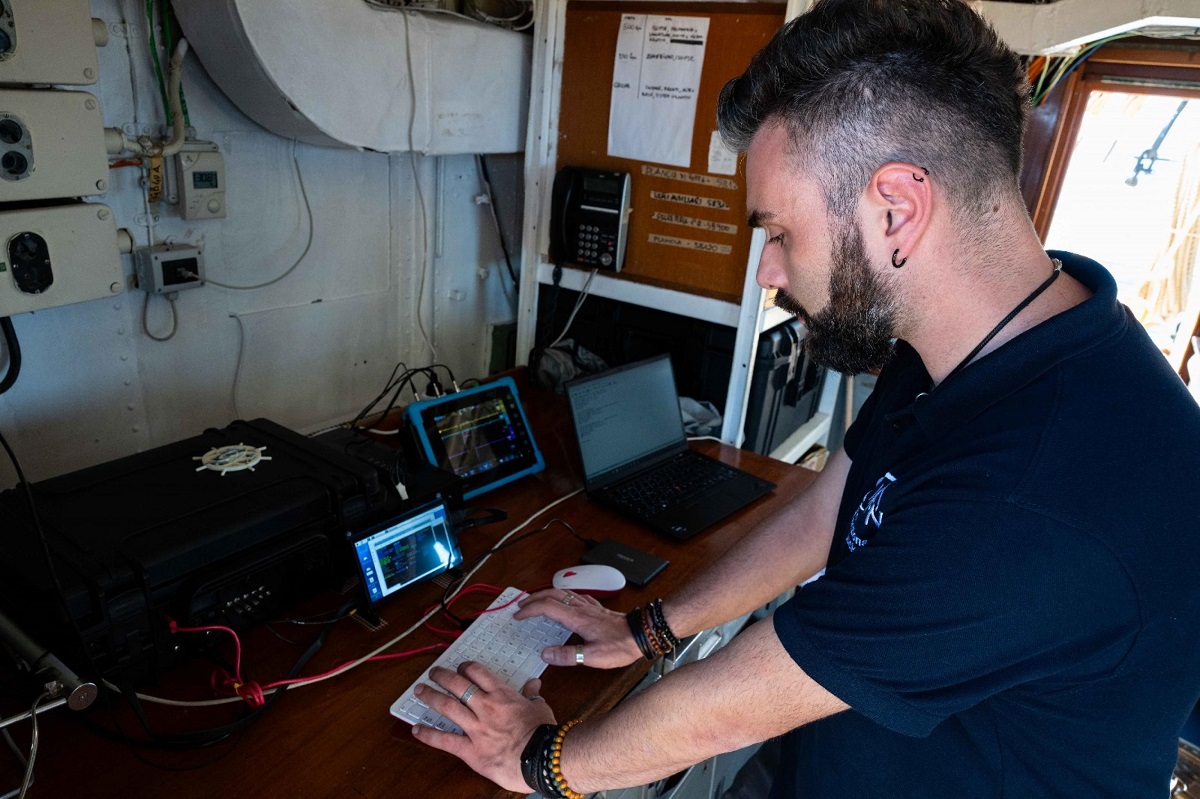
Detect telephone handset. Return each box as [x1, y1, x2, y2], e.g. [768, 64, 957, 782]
[549, 167, 631, 272]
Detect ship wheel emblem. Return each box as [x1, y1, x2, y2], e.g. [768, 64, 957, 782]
[193, 444, 271, 476]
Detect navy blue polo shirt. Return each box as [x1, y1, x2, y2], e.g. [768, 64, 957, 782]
[770, 252, 1200, 798]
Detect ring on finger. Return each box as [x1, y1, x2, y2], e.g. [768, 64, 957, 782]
[575, 644, 585, 665]
[561, 592, 574, 606]
[459, 683, 479, 705]
[528, 694, 544, 702]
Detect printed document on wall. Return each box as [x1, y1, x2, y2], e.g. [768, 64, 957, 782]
[608, 15, 709, 168]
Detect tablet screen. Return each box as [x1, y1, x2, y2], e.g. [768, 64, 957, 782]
[406, 377, 544, 499]
[352, 501, 462, 605]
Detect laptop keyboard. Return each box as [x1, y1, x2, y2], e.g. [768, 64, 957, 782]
[603, 452, 741, 519]
[390, 587, 571, 734]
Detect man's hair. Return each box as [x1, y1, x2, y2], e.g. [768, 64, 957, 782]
[717, 0, 1030, 221]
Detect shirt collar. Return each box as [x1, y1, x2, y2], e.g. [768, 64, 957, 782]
[896, 251, 1126, 438]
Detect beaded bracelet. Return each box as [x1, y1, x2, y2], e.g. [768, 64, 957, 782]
[549, 719, 584, 799]
[648, 599, 682, 650]
[521, 720, 584, 799]
[625, 600, 682, 661]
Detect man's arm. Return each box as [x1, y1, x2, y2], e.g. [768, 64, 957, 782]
[519, 447, 851, 668]
[662, 448, 850, 638]
[414, 612, 848, 794]
[563, 614, 848, 792]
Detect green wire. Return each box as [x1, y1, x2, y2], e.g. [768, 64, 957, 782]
[145, 0, 170, 116]
[1034, 32, 1138, 105]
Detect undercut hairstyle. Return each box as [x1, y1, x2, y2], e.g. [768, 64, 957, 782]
[718, 0, 1030, 223]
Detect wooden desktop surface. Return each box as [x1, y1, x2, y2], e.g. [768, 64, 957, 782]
[3, 377, 817, 799]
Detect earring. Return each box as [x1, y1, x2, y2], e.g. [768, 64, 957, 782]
[913, 167, 930, 182]
[891, 249, 907, 268]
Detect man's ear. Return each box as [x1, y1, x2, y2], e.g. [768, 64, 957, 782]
[865, 163, 933, 265]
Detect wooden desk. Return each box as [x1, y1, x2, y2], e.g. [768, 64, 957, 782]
[2, 379, 816, 799]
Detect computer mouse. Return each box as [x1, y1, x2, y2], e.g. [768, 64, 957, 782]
[552, 564, 626, 599]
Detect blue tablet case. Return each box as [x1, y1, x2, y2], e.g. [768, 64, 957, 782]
[405, 377, 544, 499]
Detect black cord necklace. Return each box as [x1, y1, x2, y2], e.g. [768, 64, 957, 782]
[933, 259, 1062, 390]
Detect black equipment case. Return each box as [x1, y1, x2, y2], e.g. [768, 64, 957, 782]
[743, 319, 826, 456]
[0, 418, 401, 682]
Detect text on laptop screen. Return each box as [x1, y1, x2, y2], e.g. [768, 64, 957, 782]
[571, 357, 685, 478]
[353, 503, 462, 605]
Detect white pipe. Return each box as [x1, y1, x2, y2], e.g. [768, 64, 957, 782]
[159, 39, 190, 157]
[979, 0, 1200, 55]
[104, 39, 190, 156]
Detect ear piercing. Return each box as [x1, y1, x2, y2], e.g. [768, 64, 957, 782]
[913, 167, 930, 182]
[892, 249, 907, 269]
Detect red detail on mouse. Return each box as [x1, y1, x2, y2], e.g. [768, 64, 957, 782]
[563, 570, 577, 578]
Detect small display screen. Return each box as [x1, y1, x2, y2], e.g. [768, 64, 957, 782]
[583, 175, 620, 196]
[433, 396, 525, 479]
[408, 378, 544, 499]
[353, 502, 461, 605]
[192, 171, 219, 189]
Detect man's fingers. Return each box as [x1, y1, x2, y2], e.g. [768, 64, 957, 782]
[539, 644, 581, 667]
[459, 660, 505, 692]
[411, 723, 469, 755]
[414, 684, 474, 727]
[429, 665, 475, 699]
[521, 677, 543, 699]
[513, 597, 584, 628]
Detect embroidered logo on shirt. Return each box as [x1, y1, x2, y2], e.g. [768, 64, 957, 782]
[846, 472, 896, 552]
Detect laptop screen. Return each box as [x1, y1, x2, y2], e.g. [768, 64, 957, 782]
[566, 355, 686, 481]
[352, 500, 462, 606]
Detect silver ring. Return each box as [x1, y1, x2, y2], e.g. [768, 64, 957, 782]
[561, 593, 574, 606]
[459, 683, 479, 705]
[575, 644, 585, 665]
[528, 694, 545, 702]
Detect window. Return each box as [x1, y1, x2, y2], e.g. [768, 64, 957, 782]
[1029, 43, 1200, 376]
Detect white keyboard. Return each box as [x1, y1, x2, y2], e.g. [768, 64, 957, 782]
[390, 586, 572, 734]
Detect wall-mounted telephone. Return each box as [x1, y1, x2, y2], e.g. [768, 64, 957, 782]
[549, 167, 631, 272]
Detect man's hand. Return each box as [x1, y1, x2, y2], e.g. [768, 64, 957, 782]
[515, 589, 643, 669]
[412, 662, 555, 794]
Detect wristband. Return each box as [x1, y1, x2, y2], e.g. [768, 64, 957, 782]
[626, 608, 657, 660]
[521, 723, 560, 798]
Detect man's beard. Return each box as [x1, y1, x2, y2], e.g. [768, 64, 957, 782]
[773, 224, 898, 375]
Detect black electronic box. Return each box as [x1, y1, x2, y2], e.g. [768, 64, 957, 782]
[0, 418, 403, 682]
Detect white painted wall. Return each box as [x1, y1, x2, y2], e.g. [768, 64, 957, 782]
[0, 0, 522, 485]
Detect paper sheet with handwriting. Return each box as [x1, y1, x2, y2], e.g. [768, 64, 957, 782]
[608, 14, 710, 168]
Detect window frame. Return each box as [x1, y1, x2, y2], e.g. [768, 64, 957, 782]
[1024, 42, 1200, 379]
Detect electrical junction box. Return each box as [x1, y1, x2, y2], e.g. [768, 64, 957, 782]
[0, 0, 104, 86]
[174, 141, 226, 220]
[135, 244, 205, 294]
[0, 89, 108, 203]
[0, 203, 124, 316]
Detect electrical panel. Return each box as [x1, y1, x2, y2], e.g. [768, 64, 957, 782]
[0, 89, 108, 202]
[0, 0, 104, 86]
[0, 204, 124, 316]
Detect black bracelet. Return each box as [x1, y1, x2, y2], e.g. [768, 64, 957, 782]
[521, 723, 562, 798]
[648, 598, 681, 649]
[626, 607, 657, 660]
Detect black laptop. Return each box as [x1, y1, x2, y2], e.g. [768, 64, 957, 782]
[564, 355, 775, 539]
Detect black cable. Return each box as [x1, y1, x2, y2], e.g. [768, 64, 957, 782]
[478, 155, 520, 290]
[0, 427, 102, 697]
[0, 317, 21, 395]
[438, 518, 594, 628]
[83, 600, 352, 750]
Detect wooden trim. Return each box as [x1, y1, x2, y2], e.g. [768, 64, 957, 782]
[1029, 69, 1089, 240]
[1088, 45, 1200, 70]
[1026, 41, 1200, 378]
